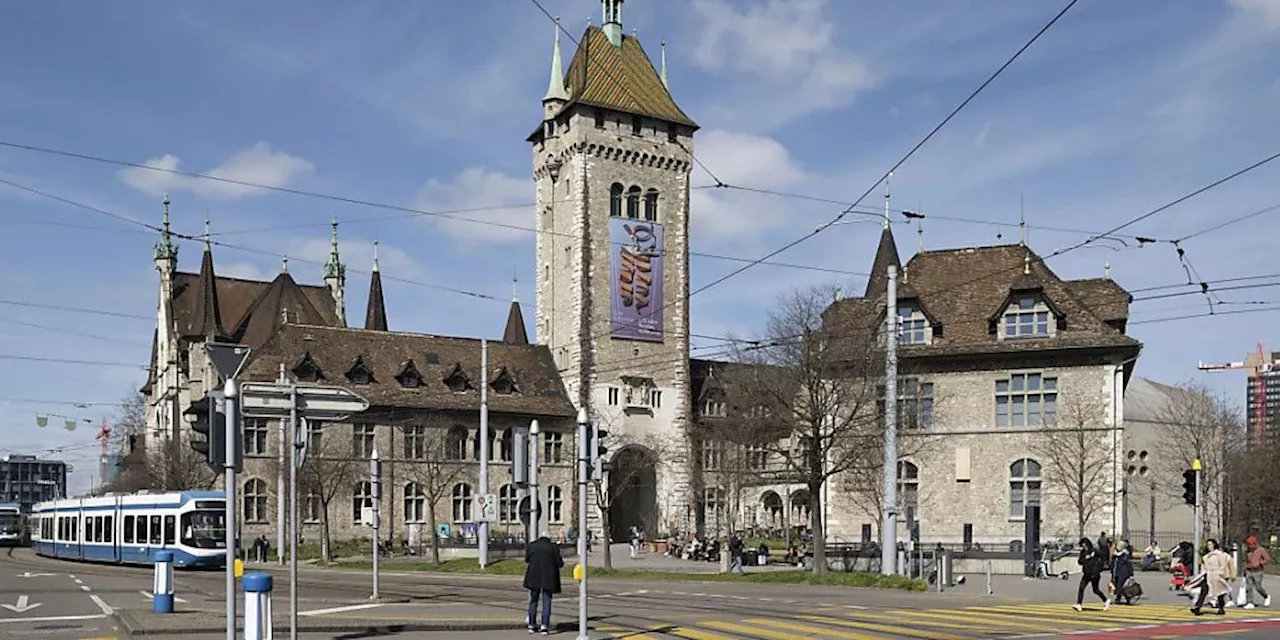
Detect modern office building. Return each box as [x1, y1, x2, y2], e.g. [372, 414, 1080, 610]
[0, 454, 67, 512]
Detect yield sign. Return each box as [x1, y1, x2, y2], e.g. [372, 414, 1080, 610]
[205, 342, 251, 379]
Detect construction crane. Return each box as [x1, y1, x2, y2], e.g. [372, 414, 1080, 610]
[1198, 342, 1280, 446]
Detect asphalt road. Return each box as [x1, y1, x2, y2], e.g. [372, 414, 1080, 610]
[4, 547, 1279, 639]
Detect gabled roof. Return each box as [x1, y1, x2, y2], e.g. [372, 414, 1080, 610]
[231, 271, 333, 348]
[240, 324, 575, 418]
[823, 243, 1140, 359]
[171, 272, 341, 347]
[1064, 277, 1132, 322]
[561, 26, 696, 128]
[365, 269, 388, 332]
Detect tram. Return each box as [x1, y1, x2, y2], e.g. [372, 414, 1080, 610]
[0, 502, 25, 546]
[30, 491, 226, 568]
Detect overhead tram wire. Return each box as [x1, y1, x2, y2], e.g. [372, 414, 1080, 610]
[543, 0, 1083, 356]
[0, 317, 151, 347]
[0, 397, 127, 408]
[0, 299, 152, 321]
[1130, 271, 1280, 294]
[1130, 305, 1280, 326]
[0, 354, 149, 369]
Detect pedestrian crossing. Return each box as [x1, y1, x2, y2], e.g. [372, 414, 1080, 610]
[588, 602, 1280, 639]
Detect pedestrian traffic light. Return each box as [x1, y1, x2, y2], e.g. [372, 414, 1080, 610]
[590, 424, 609, 481]
[185, 393, 225, 471]
[1182, 469, 1198, 506]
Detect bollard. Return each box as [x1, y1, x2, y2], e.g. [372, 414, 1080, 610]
[243, 573, 274, 640]
[153, 551, 175, 614]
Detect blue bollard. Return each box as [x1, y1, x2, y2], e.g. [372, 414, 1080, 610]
[243, 573, 274, 640]
[153, 550, 175, 614]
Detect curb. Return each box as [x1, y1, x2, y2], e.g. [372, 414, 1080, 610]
[112, 609, 527, 636]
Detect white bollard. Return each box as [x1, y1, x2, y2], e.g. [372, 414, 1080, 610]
[243, 573, 274, 640]
[153, 550, 175, 614]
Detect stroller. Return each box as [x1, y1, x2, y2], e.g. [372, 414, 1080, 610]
[1170, 562, 1191, 592]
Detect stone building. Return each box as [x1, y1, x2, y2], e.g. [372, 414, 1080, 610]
[529, 0, 699, 539]
[141, 206, 577, 545]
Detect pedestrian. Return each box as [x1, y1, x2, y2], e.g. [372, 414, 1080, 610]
[1243, 535, 1271, 609]
[1097, 531, 1113, 573]
[523, 533, 564, 635]
[1111, 541, 1134, 604]
[728, 535, 744, 574]
[1191, 539, 1236, 616]
[1141, 540, 1161, 571]
[1074, 537, 1110, 612]
[629, 526, 639, 559]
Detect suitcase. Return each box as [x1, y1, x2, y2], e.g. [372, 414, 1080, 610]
[1120, 578, 1144, 603]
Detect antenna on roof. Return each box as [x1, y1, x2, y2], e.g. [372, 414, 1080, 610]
[1019, 193, 1027, 246]
[1104, 262, 1111, 279]
[512, 269, 519, 302]
[883, 172, 892, 230]
[281, 255, 289, 273]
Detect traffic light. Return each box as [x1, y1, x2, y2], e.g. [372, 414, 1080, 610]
[511, 428, 530, 487]
[185, 393, 225, 471]
[1182, 469, 1198, 506]
[590, 424, 609, 481]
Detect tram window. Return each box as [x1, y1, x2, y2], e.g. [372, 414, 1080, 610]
[96, 516, 104, 542]
[73, 517, 79, 542]
[150, 516, 162, 544]
[104, 516, 113, 543]
[124, 516, 135, 543]
[136, 516, 146, 544]
[163, 516, 175, 545]
[86, 517, 95, 542]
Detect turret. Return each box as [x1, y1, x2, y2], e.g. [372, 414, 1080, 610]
[323, 218, 347, 326]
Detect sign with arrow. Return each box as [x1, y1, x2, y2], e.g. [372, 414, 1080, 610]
[2, 595, 42, 613]
[240, 383, 370, 421]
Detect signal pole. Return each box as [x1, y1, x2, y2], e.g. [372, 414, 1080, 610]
[881, 262, 899, 576]
[576, 409, 589, 640]
[223, 377, 239, 640]
[479, 339, 490, 568]
[1193, 458, 1202, 574]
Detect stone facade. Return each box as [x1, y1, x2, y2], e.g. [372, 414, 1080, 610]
[531, 21, 698, 539]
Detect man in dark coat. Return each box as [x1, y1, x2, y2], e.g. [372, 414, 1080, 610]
[524, 535, 564, 634]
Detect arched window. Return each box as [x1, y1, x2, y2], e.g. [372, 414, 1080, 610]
[643, 189, 659, 222]
[897, 461, 919, 510]
[1009, 458, 1042, 518]
[626, 186, 641, 219]
[609, 183, 624, 217]
[243, 478, 267, 523]
[761, 491, 783, 529]
[500, 429, 514, 462]
[352, 480, 373, 523]
[703, 487, 727, 535]
[445, 425, 467, 461]
[403, 482, 425, 523]
[547, 485, 564, 523]
[499, 484, 519, 524]
[451, 483, 473, 523]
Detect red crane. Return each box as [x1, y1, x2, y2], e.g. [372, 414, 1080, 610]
[1199, 342, 1280, 446]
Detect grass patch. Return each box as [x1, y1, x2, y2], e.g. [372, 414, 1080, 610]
[333, 558, 926, 591]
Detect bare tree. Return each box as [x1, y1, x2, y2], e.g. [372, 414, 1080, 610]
[1149, 381, 1242, 538]
[1029, 397, 1115, 540]
[721, 285, 886, 574]
[841, 431, 937, 541]
[590, 406, 678, 570]
[297, 425, 361, 563]
[1227, 438, 1280, 538]
[395, 425, 470, 564]
[107, 436, 217, 493]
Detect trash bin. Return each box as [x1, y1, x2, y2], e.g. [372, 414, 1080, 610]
[744, 549, 758, 566]
[939, 549, 954, 587]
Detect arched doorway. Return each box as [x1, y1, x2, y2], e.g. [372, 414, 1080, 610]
[761, 491, 783, 530]
[607, 445, 657, 542]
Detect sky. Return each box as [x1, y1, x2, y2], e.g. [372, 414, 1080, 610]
[2, 0, 1279, 496]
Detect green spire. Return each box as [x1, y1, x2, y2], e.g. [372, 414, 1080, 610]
[153, 194, 178, 262]
[544, 16, 569, 103]
[660, 41, 669, 88]
[324, 217, 345, 281]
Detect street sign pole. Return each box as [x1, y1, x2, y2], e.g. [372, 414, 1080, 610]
[289, 387, 299, 640]
[530, 420, 540, 540]
[576, 409, 589, 640]
[479, 339, 490, 568]
[1193, 458, 1203, 575]
[224, 376, 238, 640]
[371, 449, 382, 600]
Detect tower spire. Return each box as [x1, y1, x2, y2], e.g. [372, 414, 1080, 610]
[372, 239, 380, 272]
[602, 0, 624, 47]
[324, 218, 345, 280]
[660, 41, 669, 88]
[153, 194, 177, 263]
[544, 16, 570, 103]
[364, 240, 388, 331]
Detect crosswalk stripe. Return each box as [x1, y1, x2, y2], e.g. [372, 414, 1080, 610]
[798, 614, 971, 640]
[960, 606, 1122, 628]
[891, 608, 1068, 631]
[593, 624, 662, 639]
[701, 620, 807, 639]
[840, 609, 998, 632]
[747, 618, 892, 640]
[669, 627, 738, 640]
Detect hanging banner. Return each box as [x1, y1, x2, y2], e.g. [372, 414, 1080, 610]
[610, 219, 664, 342]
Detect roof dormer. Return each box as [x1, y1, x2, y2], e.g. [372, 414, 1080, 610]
[991, 289, 1064, 340]
[395, 359, 423, 389]
[291, 351, 325, 383]
[490, 366, 519, 395]
[897, 297, 941, 346]
[344, 355, 376, 385]
[443, 363, 473, 393]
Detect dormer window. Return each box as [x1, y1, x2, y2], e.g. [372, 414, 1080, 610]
[490, 366, 518, 395]
[395, 359, 423, 389]
[292, 351, 325, 383]
[1002, 294, 1052, 339]
[345, 356, 375, 386]
[702, 397, 727, 418]
[898, 302, 931, 346]
[443, 363, 473, 393]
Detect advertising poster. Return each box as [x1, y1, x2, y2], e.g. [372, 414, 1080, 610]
[610, 218, 664, 342]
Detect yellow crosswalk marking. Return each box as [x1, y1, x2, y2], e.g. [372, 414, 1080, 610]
[839, 609, 997, 632]
[594, 624, 662, 639]
[960, 606, 1121, 628]
[748, 618, 891, 639]
[701, 620, 807, 639]
[670, 627, 739, 640]
[798, 614, 971, 640]
[888, 608, 1068, 631]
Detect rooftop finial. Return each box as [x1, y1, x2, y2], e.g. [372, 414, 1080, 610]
[1019, 194, 1027, 246]
[154, 193, 177, 262]
[543, 16, 570, 103]
[883, 172, 892, 230]
[1104, 262, 1111, 279]
[602, 0, 624, 47]
[660, 41, 669, 88]
[372, 239, 380, 272]
[1023, 252, 1031, 276]
[203, 218, 211, 250]
[512, 269, 519, 302]
[916, 220, 924, 255]
[324, 217, 346, 281]
[281, 255, 289, 273]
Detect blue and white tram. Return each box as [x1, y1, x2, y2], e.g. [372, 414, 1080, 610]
[31, 491, 227, 568]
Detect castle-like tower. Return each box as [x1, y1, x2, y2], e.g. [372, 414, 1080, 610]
[529, 0, 699, 537]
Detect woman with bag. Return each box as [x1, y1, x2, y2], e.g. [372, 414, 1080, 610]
[1191, 539, 1236, 616]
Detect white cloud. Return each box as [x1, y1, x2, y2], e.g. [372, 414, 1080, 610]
[291, 236, 425, 281]
[119, 142, 314, 199]
[691, 130, 812, 240]
[1227, 0, 1280, 26]
[689, 0, 874, 113]
[218, 261, 268, 281]
[412, 168, 533, 245]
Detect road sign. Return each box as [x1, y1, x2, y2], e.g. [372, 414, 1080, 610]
[518, 495, 542, 527]
[474, 493, 497, 523]
[205, 342, 251, 380]
[240, 383, 370, 421]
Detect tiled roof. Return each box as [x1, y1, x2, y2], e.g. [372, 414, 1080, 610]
[561, 26, 697, 128]
[824, 238, 1140, 358]
[864, 227, 902, 297]
[239, 324, 576, 418]
[231, 271, 334, 348]
[171, 272, 342, 347]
